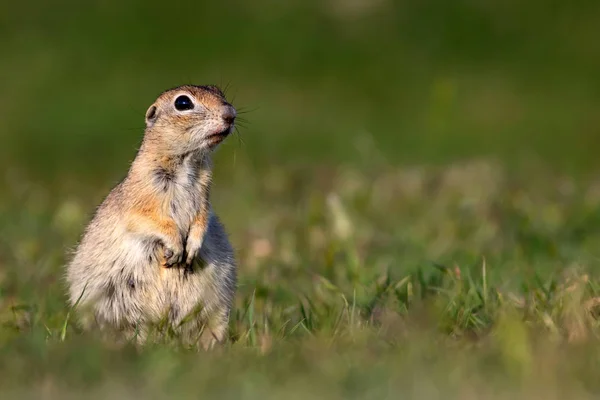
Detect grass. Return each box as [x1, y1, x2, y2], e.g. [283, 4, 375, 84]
[4, 159, 600, 399]
[2, 0, 600, 398]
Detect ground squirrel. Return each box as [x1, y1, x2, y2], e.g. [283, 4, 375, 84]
[66, 85, 238, 349]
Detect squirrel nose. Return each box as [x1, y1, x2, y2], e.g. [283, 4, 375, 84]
[221, 105, 236, 125]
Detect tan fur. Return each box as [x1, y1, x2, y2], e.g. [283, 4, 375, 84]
[65, 85, 238, 349]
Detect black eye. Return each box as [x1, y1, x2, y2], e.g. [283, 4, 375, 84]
[174, 95, 194, 111]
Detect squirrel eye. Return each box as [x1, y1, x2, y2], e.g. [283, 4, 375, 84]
[174, 95, 194, 111]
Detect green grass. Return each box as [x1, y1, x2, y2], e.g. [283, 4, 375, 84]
[2, 1, 600, 398]
[4, 160, 600, 399]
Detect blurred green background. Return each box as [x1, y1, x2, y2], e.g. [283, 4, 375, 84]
[2, 0, 600, 180]
[3, 1, 600, 398]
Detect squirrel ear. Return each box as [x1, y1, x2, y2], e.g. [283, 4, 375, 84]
[145, 105, 158, 127]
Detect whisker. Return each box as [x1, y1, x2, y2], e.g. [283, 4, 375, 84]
[230, 87, 239, 105]
[117, 125, 147, 134]
[234, 126, 246, 148]
[223, 81, 232, 97]
[236, 106, 260, 114]
[236, 108, 256, 115]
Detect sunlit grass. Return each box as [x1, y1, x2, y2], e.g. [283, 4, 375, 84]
[2, 159, 600, 398]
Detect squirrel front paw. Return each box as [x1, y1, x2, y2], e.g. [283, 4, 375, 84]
[161, 239, 184, 267]
[185, 236, 203, 266]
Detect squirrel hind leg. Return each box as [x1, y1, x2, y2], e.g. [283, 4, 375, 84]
[198, 320, 228, 351]
[185, 308, 230, 351]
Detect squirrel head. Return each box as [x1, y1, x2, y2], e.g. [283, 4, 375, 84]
[143, 85, 237, 155]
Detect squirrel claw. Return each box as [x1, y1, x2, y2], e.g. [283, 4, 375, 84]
[184, 236, 203, 267]
[162, 247, 183, 267]
[185, 252, 196, 267]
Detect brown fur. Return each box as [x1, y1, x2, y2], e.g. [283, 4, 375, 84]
[65, 85, 238, 349]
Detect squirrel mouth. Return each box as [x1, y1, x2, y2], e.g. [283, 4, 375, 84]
[206, 126, 233, 145]
[208, 126, 232, 138]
